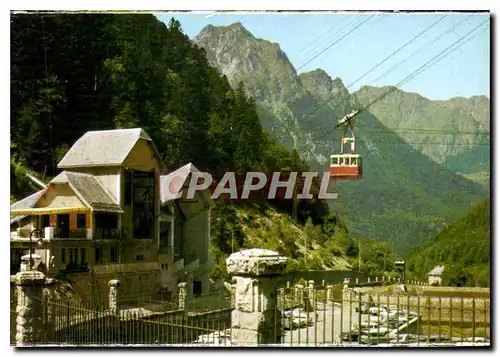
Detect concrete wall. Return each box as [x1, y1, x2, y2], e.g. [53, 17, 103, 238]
[68, 269, 161, 308]
[123, 139, 160, 173]
[50, 308, 231, 345]
[158, 254, 177, 295]
[344, 289, 490, 309]
[182, 208, 209, 265]
[180, 199, 210, 295]
[119, 239, 157, 263]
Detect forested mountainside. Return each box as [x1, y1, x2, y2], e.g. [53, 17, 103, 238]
[353, 86, 490, 181]
[407, 199, 490, 287]
[193, 22, 489, 256]
[11, 14, 364, 276]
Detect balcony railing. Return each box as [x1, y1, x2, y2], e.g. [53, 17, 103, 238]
[11, 227, 129, 240]
[91, 261, 159, 274]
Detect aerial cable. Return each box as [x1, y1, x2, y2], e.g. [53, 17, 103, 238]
[362, 127, 490, 136]
[357, 141, 490, 147]
[304, 15, 446, 129]
[362, 19, 489, 112]
[347, 15, 445, 96]
[259, 15, 375, 98]
[312, 19, 489, 142]
[298, 16, 352, 60]
[371, 14, 473, 83]
[292, 15, 375, 76]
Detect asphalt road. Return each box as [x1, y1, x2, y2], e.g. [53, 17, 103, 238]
[282, 302, 368, 346]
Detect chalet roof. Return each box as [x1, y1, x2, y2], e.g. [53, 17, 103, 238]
[10, 190, 43, 224]
[58, 128, 165, 170]
[428, 265, 445, 276]
[160, 163, 205, 205]
[51, 171, 123, 213]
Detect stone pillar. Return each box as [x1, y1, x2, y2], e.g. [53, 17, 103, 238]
[306, 280, 315, 314]
[178, 282, 187, 310]
[342, 280, 352, 324]
[367, 277, 371, 283]
[231, 278, 237, 308]
[295, 284, 304, 304]
[375, 276, 378, 283]
[307, 280, 314, 299]
[286, 281, 290, 289]
[388, 276, 391, 282]
[355, 278, 359, 285]
[326, 285, 334, 302]
[227, 249, 286, 346]
[321, 280, 325, 287]
[108, 279, 120, 315]
[13, 270, 46, 346]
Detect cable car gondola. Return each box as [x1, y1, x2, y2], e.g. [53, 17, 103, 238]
[329, 110, 362, 180]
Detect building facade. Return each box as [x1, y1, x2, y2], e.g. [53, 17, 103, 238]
[10, 128, 211, 305]
[428, 265, 444, 286]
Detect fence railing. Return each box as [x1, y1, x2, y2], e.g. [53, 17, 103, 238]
[11, 272, 490, 347]
[35, 296, 230, 345]
[12, 288, 232, 346]
[275, 283, 490, 347]
[186, 292, 233, 313]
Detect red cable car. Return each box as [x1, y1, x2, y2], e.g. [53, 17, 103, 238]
[329, 110, 362, 180]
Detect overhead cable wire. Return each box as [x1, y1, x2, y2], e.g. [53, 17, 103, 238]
[303, 15, 447, 129]
[361, 19, 489, 112]
[311, 19, 489, 142]
[370, 14, 474, 83]
[259, 15, 376, 98]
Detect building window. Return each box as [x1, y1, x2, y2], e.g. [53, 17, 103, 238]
[125, 169, 133, 205]
[80, 248, 87, 264]
[41, 215, 50, 229]
[133, 171, 155, 239]
[95, 247, 103, 264]
[95, 213, 119, 238]
[110, 247, 118, 262]
[69, 248, 77, 264]
[60, 248, 66, 264]
[136, 254, 144, 261]
[193, 281, 202, 297]
[77, 214, 86, 229]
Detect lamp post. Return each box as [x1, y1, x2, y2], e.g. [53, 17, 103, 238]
[358, 239, 361, 273]
[29, 229, 41, 270]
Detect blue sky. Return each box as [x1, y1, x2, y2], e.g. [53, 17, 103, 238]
[155, 12, 490, 101]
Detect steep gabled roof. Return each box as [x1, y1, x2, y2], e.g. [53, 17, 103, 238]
[160, 163, 200, 204]
[58, 128, 165, 170]
[428, 265, 445, 276]
[159, 163, 212, 206]
[51, 171, 123, 213]
[10, 190, 43, 224]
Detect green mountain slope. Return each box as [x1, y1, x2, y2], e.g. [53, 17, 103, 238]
[353, 86, 490, 176]
[407, 199, 490, 287]
[209, 202, 352, 280]
[193, 23, 489, 256]
[10, 14, 353, 277]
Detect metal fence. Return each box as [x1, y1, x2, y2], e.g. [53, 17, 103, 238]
[12, 279, 490, 347]
[276, 284, 491, 347]
[12, 288, 232, 346]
